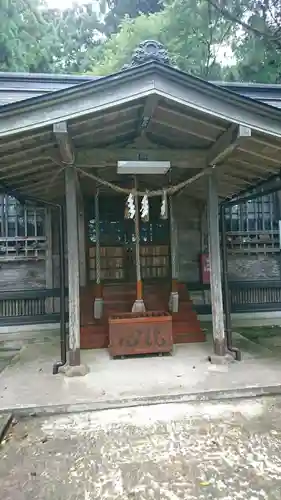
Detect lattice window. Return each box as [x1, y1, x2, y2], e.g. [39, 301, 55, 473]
[225, 193, 279, 255]
[87, 195, 170, 281]
[0, 195, 46, 261]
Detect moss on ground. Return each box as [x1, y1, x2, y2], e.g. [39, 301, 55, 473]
[235, 326, 281, 343]
[202, 323, 281, 344]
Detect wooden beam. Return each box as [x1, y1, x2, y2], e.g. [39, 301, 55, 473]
[65, 166, 81, 366]
[238, 146, 281, 164]
[206, 124, 251, 166]
[7, 168, 58, 187]
[73, 118, 136, 142]
[175, 125, 252, 197]
[70, 102, 141, 131]
[53, 121, 74, 164]
[175, 123, 250, 196]
[153, 118, 216, 142]
[252, 134, 281, 151]
[75, 147, 206, 167]
[221, 174, 252, 187]
[0, 140, 55, 165]
[19, 178, 65, 196]
[8, 179, 52, 193]
[207, 171, 226, 356]
[0, 155, 53, 174]
[0, 129, 51, 152]
[158, 104, 224, 132]
[227, 159, 270, 175]
[0, 162, 54, 180]
[137, 95, 159, 137]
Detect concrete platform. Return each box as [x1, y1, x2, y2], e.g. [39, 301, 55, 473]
[0, 332, 281, 415]
[2, 397, 281, 500]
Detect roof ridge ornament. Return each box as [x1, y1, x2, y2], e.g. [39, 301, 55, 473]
[123, 40, 171, 69]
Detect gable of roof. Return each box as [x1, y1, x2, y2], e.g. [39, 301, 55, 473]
[0, 72, 99, 106]
[2, 61, 281, 204]
[1, 61, 281, 141]
[1, 69, 281, 108]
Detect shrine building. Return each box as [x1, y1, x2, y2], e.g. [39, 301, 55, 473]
[1, 41, 281, 372]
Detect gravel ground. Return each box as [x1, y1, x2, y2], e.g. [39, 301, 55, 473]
[1, 397, 281, 499]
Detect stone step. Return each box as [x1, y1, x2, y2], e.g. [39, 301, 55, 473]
[0, 340, 23, 351]
[0, 343, 21, 373]
[0, 349, 20, 359]
[0, 413, 13, 444]
[0, 360, 9, 373]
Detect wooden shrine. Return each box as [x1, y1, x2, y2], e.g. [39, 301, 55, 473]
[80, 194, 205, 352]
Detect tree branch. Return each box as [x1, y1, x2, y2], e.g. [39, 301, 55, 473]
[207, 0, 281, 50]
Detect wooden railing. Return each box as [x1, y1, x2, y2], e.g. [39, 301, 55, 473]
[188, 281, 281, 314]
[229, 281, 281, 312]
[226, 230, 279, 255]
[0, 281, 281, 327]
[0, 289, 67, 326]
[0, 236, 46, 261]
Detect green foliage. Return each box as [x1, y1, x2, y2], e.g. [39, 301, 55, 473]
[2, 0, 281, 83]
[0, 0, 103, 73]
[213, 0, 281, 82]
[231, 34, 281, 83]
[41, 4, 103, 73]
[161, 0, 232, 78]
[90, 0, 233, 78]
[0, 0, 47, 71]
[102, 0, 163, 35]
[88, 12, 168, 75]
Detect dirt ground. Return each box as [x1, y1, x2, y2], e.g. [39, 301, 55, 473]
[1, 397, 281, 499]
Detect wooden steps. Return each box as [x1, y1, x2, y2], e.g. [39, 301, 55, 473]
[172, 283, 204, 343]
[80, 282, 205, 349]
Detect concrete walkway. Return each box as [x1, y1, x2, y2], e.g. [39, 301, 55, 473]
[0, 343, 21, 374]
[1, 332, 281, 414]
[2, 397, 281, 499]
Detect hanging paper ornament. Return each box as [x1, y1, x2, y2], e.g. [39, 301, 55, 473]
[124, 196, 129, 219]
[140, 193, 149, 222]
[125, 193, 136, 219]
[160, 189, 168, 219]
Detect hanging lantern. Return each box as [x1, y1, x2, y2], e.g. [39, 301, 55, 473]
[140, 193, 149, 222]
[125, 193, 136, 219]
[160, 189, 168, 219]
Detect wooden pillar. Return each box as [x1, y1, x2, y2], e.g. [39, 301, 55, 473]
[207, 172, 226, 356]
[78, 198, 86, 287]
[51, 211, 61, 314]
[0, 194, 4, 236]
[169, 195, 179, 312]
[45, 208, 54, 314]
[93, 188, 103, 319]
[65, 166, 81, 366]
[132, 177, 145, 312]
